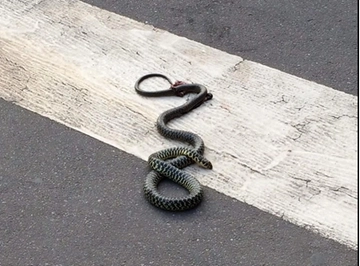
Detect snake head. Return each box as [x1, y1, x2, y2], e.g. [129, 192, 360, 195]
[200, 159, 213, 170]
[205, 93, 213, 101]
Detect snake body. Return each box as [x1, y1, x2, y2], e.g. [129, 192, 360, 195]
[135, 74, 213, 211]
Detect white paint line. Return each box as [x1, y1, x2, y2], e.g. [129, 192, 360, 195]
[0, 0, 357, 249]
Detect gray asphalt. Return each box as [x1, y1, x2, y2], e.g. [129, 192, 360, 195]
[84, 0, 358, 96]
[0, 0, 358, 265]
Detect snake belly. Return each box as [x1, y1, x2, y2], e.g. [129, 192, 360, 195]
[144, 83, 212, 211]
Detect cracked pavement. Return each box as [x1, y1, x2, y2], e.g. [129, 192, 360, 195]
[0, 0, 357, 265]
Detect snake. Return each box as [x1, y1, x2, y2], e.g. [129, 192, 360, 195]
[134, 73, 213, 211]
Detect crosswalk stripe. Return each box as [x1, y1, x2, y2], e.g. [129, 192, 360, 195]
[0, 0, 357, 249]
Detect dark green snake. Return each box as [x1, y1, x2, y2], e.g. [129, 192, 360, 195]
[134, 73, 213, 211]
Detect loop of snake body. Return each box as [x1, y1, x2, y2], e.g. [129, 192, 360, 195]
[135, 74, 213, 211]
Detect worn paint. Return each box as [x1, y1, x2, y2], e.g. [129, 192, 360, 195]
[0, 0, 357, 249]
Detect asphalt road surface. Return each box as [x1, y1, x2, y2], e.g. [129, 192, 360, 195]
[0, 1, 357, 265]
[85, 0, 358, 96]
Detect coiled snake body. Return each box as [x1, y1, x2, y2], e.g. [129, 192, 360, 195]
[135, 74, 213, 211]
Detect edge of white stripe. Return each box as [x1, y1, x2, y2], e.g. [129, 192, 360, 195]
[0, 0, 357, 249]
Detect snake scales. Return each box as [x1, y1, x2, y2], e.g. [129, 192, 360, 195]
[135, 74, 213, 211]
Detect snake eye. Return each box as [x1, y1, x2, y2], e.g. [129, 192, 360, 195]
[205, 93, 213, 101]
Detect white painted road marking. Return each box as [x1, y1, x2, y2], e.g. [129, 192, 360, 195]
[0, 0, 357, 249]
